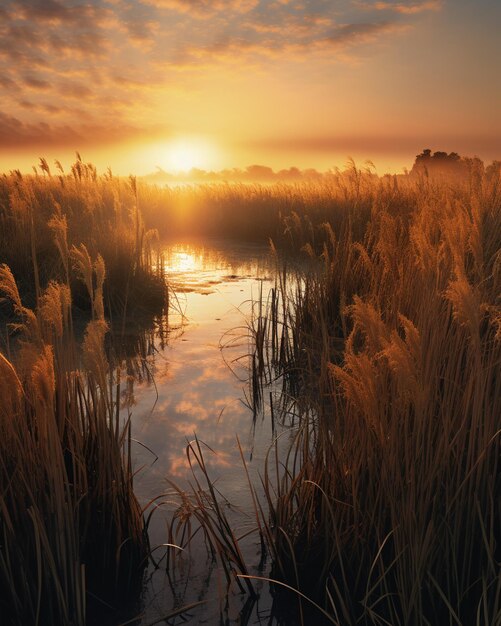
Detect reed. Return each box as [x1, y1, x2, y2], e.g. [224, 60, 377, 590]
[0, 155, 166, 319]
[0, 261, 147, 625]
[137, 171, 380, 242]
[241, 162, 501, 624]
[165, 161, 500, 625]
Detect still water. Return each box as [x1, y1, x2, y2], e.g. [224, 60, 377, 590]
[127, 239, 292, 625]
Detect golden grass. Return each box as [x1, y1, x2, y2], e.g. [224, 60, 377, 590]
[0, 155, 166, 318]
[0, 260, 147, 625]
[239, 162, 501, 624]
[165, 161, 500, 625]
[1, 156, 500, 624]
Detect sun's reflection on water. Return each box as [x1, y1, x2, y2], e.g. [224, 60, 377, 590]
[164, 248, 198, 273]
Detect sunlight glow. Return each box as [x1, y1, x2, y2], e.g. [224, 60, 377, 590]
[165, 249, 198, 273]
[159, 138, 219, 173]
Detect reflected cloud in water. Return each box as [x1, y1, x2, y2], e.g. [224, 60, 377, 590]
[126, 239, 291, 623]
[130, 241, 274, 495]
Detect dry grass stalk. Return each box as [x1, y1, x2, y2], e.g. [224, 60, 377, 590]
[0, 263, 147, 625]
[223, 164, 501, 625]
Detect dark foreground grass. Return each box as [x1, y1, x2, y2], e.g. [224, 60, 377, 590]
[255, 164, 501, 625]
[0, 264, 148, 624]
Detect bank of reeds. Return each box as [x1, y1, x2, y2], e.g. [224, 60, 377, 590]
[3, 156, 500, 624]
[244, 162, 501, 624]
[167, 162, 501, 625]
[0, 156, 166, 318]
[0, 258, 147, 625]
[138, 164, 383, 241]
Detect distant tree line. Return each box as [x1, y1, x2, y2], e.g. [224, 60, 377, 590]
[411, 148, 500, 180]
[139, 151, 500, 184]
[411, 149, 468, 176]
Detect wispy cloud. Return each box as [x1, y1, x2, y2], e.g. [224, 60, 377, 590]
[0, 111, 81, 147]
[22, 76, 52, 90]
[0, 76, 18, 90]
[165, 17, 409, 69]
[144, 0, 259, 19]
[57, 81, 93, 99]
[0, 111, 152, 148]
[12, 0, 111, 27]
[325, 21, 408, 48]
[358, 1, 443, 14]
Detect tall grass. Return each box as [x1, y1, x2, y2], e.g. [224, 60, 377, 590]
[138, 165, 384, 241]
[163, 162, 501, 625]
[0, 259, 147, 625]
[2, 156, 500, 624]
[240, 162, 501, 624]
[0, 156, 166, 318]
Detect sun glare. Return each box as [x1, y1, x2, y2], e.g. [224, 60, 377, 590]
[160, 137, 219, 173]
[165, 249, 198, 273]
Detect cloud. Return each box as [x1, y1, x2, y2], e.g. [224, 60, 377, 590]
[0, 76, 18, 90]
[243, 12, 334, 36]
[167, 19, 407, 68]
[122, 17, 160, 42]
[0, 0, 446, 151]
[23, 76, 52, 90]
[18, 100, 36, 110]
[359, 1, 442, 14]
[57, 81, 93, 99]
[0, 112, 80, 147]
[247, 133, 501, 159]
[0, 0, 142, 146]
[112, 75, 150, 88]
[0, 17, 79, 77]
[0, 1, 112, 63]
[0, 111, 156, 148]
[46, 29, 109, 56]
[13, 0, 111, 27]
[43, 103, 63, 113]
[324, 21, 408, 48]
[144, 0, 259, 19]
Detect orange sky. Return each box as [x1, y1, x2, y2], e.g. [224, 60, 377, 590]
[0, 0, 500, 175]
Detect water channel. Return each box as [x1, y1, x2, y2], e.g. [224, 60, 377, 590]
[127, 239, 297, 625]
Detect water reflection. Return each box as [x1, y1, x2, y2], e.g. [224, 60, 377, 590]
[129, 239, 283, 624]
[162, 241, 273, 296]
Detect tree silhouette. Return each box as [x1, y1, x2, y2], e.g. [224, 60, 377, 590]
[411, 149, 470, 178]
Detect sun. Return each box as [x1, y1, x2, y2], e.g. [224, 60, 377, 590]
[162, 137, 218, 173]
[135, 136, 222, 176]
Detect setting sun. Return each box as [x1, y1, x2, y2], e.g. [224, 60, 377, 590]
[159, 138, 219, 173]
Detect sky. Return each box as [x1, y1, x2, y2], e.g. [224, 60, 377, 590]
[0, 0, 500, 175]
